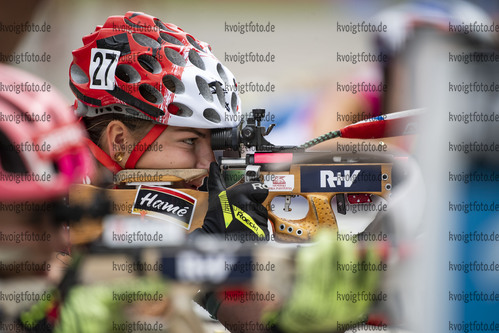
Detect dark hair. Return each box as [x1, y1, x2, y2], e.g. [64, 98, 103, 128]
[82, 114, 154, 148]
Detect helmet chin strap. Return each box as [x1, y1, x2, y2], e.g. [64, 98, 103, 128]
[125, 124, 167, 169]
[85, 124, 167, 173]
[85, 138, 123, 174]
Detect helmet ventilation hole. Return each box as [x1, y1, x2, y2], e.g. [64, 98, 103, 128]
[188, 49, 205, 70]
[195, 76, 213, 102]
[160, 32, 183, 46]
[187, 35, 204, 52]
[215, 82, 225, 106]
[132, 34, 160, 49]
[0, 129, 28, 173]
[154, 19, 174, 32]
[70, 64, 89, 84]
[168, 103, 193, 117]
[231, 92, 238, 112]
[139, 84, 163, 104]
[138, 54, 161, 74]
[124, 18, 144, 29]
[115, 64, 141, 83]
[164, 47, 186, 67]
[203, 108, 221, 123]
[163, 75, 185, 94]
[216, 63, 229, 85]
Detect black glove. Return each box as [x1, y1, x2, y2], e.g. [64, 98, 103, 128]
[197, 162, 269, 240]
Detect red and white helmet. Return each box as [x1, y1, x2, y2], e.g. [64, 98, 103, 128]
[0, 64, 93, 201]
[70, 11, 241, 129]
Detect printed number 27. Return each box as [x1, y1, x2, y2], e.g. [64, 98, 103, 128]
[89, 48, 121, 90]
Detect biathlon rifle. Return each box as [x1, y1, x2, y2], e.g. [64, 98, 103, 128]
[209, 108, 422, 242]
[69, 108, 423, 244]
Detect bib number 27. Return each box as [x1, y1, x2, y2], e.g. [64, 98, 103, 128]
[89, 48, 121, 90]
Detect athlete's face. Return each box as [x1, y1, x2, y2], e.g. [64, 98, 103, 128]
[135, 126, 214, 189]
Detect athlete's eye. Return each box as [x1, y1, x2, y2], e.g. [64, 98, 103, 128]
[183, 138, 196, 145]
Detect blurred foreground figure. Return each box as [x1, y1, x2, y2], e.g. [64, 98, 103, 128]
[0, 63, 93, 331]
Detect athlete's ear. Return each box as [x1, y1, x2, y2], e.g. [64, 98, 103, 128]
[105, 120, 133, 168]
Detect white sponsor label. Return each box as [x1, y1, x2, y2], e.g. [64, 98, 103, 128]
[320, 170, 360, 188]
[89, 48, 120, 90]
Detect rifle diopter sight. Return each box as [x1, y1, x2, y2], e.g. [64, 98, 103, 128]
[211, 109, 299, 153]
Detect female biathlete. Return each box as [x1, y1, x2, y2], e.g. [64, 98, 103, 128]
[68, 11, 276, 332]
[67, 12, 384, 333]
[0, 13, 385, 333]
[69, 11, 270, 240]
